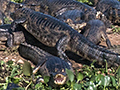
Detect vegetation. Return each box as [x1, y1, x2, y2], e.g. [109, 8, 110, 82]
[111, 25, 120, 34]
[11, 0, 23, 3]
[0, 60, 120, 90]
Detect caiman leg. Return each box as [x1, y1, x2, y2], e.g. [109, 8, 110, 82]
[101, 31, 112, 48]
[56, 35, 70, 62]
[81, 28, 90, 37]
[0, 11, 5, 25]
[6, 33, 14, 47]
[11, 18, 26, 31]
[0, 31, 14, 47]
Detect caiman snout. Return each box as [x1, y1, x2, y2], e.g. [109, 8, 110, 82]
[54, 74, 67, 85]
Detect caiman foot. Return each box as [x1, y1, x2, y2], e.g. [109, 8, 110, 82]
[56, 35, 71, 65]
[58, 51, 71, 65]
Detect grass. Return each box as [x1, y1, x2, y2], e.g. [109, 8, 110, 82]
[111, 25, 120, 34]
[0, 59, 120, 90]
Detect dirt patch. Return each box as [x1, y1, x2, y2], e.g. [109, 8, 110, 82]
[100, 28, 120, 47]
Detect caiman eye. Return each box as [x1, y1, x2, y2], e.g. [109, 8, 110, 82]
[19, 14, 23, 17]
[19, 4, 23, 8]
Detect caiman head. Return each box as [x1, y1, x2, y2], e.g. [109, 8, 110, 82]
[38, 56, 73, 87]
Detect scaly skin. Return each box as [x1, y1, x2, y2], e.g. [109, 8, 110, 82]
[81, 19, 112, 48]
[96, 0, 120, 24]
[19, 43, 73, 87]
[10, 8, 120, 67]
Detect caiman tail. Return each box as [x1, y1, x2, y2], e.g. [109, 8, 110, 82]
[18, 43, 51, 65]
[68, 31, 120, 67]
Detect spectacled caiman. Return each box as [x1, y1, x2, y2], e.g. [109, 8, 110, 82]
[0, 0, 112, 47]
[24, 0, 96, 20]
[10, 8, 120, 67]
[22, 0, 112, 48]
[19, 43, 73, 87]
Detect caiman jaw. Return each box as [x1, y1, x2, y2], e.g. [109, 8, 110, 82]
[54, 74, 66, 85]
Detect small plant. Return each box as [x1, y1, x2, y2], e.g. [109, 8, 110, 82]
[65, 61, 120, 90]
[4, 18, 11, 24]
[77, 0, 93, 5]
[112, 25, 120, 34]
[11, 0, 23, 3]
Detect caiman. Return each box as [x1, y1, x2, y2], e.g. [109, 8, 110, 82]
[19, 43, 73, 87]
[81, 19, 112, 48]
[21, 0, 112, 44]
[10, 8, 120, 67]
[0, 0, 110, 31]
[96, 0, 120, 24]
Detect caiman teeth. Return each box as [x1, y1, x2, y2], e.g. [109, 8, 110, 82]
[54, 74, 66, 85]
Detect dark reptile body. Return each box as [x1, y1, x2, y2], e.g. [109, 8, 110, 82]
[11, 8, 120, 67]
[22, 0, 112, 46]
[19, 43, 73, 86]
[96, 0, 120, 24]
[38, 0, 96, 18]
[0, 0, 110, 43]
[81, 19, 112, 48]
